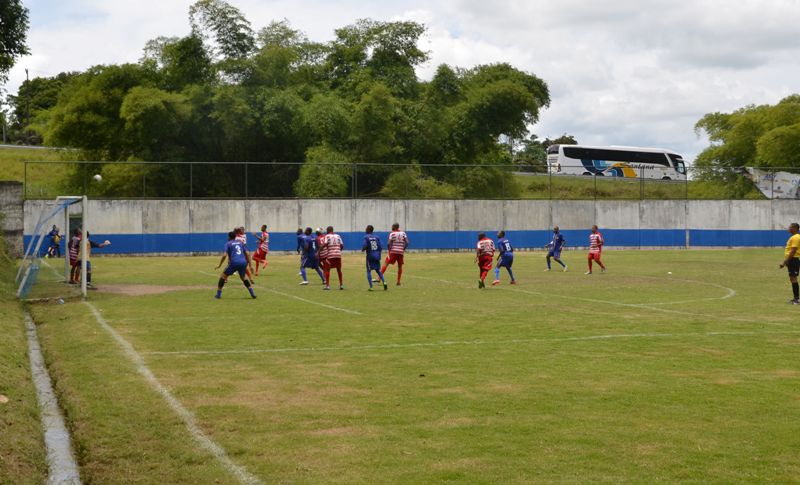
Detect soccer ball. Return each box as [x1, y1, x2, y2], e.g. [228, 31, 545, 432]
[93, 174, 103, 182]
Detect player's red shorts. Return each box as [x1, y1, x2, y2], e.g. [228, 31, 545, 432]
[320, 258, 330, 270]
[385, 253, 404, 265]
[478, 254, 493, 271]
[588, 252, 602, 261]
[253, 249, 266, 262]
[327, 257, 342, 269]
[70, 258, 79, 268]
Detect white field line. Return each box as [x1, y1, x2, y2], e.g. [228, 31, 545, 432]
[409, 275, 786, 327]
[83, 302, 262, 485]
[24, 312, 82, 485]
[142, 329, 800, 357]
[633, 276, 737, 306]
[197, 271, 362, 315]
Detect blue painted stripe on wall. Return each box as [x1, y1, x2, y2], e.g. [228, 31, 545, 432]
[25, 229, 790, 255]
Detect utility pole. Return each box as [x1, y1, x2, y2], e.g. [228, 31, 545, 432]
[24, 68, 31, 130]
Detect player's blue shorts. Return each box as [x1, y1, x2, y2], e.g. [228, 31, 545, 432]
[548, 249, 562, 259]
[224, 262, 247, 278]
[366, 258, 381, 272]
[498, 254, 514, 268]
[302, 255, 320, 269]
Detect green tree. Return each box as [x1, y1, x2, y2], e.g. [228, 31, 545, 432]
[694, 96, 800, 170]
[294, 144, 352, 197]
[119, 86, 191, 160]
[189, 0, 255, 60]
[0, 0, 29, 83]
[327, 20, 428, 98]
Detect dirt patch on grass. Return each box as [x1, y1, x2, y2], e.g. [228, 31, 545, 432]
[97, 284, 208, 296]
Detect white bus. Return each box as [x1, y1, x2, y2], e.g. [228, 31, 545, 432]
[547, 145, 687, 180]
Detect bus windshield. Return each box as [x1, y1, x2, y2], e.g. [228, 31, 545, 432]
[669, 154, 686, 174]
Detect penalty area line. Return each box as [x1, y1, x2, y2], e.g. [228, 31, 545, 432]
[410, 274, 783, 327]
[142, 329, 800, 356]
[83, 302, 263, 485]
[197, 271, 362, 315]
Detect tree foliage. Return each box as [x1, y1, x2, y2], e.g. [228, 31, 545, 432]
[27, 0, 552, 198]
[694, 96, 800, 198]
[0, 0, 29, 83]
[695, 95, 800, 170]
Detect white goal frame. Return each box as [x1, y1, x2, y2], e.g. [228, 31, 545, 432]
[16, 195, 89, 298]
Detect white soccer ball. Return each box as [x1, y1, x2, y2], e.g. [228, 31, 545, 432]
[93, 174, 103, 182]
[667, 272, 672, 275]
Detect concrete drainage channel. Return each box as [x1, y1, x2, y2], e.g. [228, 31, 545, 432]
[24, 311, 82, 485]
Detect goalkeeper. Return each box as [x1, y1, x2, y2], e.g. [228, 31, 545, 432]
[78, 232, 111, 289]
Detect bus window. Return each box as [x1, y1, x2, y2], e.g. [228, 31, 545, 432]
[547, 145, 560, 154]
[669, 154, 687, 174]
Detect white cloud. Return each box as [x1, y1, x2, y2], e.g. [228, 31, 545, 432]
[4, 0, 799, 162]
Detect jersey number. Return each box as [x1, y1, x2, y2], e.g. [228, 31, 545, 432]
[235, 246, 242, 255]
[370, 241, 378, 251]
[504, 242, 511, 251]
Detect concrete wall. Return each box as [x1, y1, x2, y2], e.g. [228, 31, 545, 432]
[1, 182, 24, 256]
[22, 198, 800, 255]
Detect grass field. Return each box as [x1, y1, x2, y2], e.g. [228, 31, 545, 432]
[23, 250, 800, 483]
[0, 232, 46, 484]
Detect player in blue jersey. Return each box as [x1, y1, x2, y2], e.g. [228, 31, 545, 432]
[492, 231, 517, 285]
[544, 225, 567, 272]
[214, 231, 256, 299]
[299, 227, 325, 286]
[296, 228, 305, 279]
[362, 225, 388, 291]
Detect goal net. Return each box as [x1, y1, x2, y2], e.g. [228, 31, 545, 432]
[16, 196, 89, 300]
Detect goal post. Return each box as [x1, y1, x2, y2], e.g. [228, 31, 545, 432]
[16, 196, 88, 299]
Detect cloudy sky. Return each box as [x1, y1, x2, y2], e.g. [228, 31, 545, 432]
[6, 0, 800, 161]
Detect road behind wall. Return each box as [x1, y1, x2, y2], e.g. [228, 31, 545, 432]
[23, 198, 799, 255]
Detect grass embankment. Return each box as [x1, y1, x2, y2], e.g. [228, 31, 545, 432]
[0, 221, 46, 484]
[25, 250, 800, 483]
[515, 173, 765, 199]
[0, 146, 72, 198]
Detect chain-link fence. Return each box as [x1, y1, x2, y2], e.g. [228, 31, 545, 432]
[21, 161, 790, 200]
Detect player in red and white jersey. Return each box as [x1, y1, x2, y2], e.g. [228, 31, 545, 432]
[68, 229, 82, 284]
[381, 222, 409, 286]
[322, 226, 344, 290]
[476, 232, 495, 289]
[586, 225, 606, 275]
[235, 227, 255, 284]
[316, 228, 329, 276]
[252, 224, 269, 276]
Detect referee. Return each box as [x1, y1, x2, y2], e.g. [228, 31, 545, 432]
[779, 222, 800, 304]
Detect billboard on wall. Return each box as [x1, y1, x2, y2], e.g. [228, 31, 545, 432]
[747, 168, 800, 199]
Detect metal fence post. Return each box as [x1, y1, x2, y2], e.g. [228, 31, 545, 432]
[245, 163, 249, 200]
[352, 164, 357, 199]
[771, 169, 774, 199]
[548, 166, 552, 200]
[189, 163, 193, 199]
[685, 167, 689, 200]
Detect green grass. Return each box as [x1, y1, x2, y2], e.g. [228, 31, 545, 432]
[0, 230, 46, 484]
[25, 250, 800, 483]
[514, 173, 766, 200]
[0, 146, 74, 198]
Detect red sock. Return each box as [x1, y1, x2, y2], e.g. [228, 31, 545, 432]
[337, 268, 343, 285]
[324, 270, 330, 285]
[480, 270, 488, 281]
[397, 265, 403, 283]
[380, 265, 387, 274]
